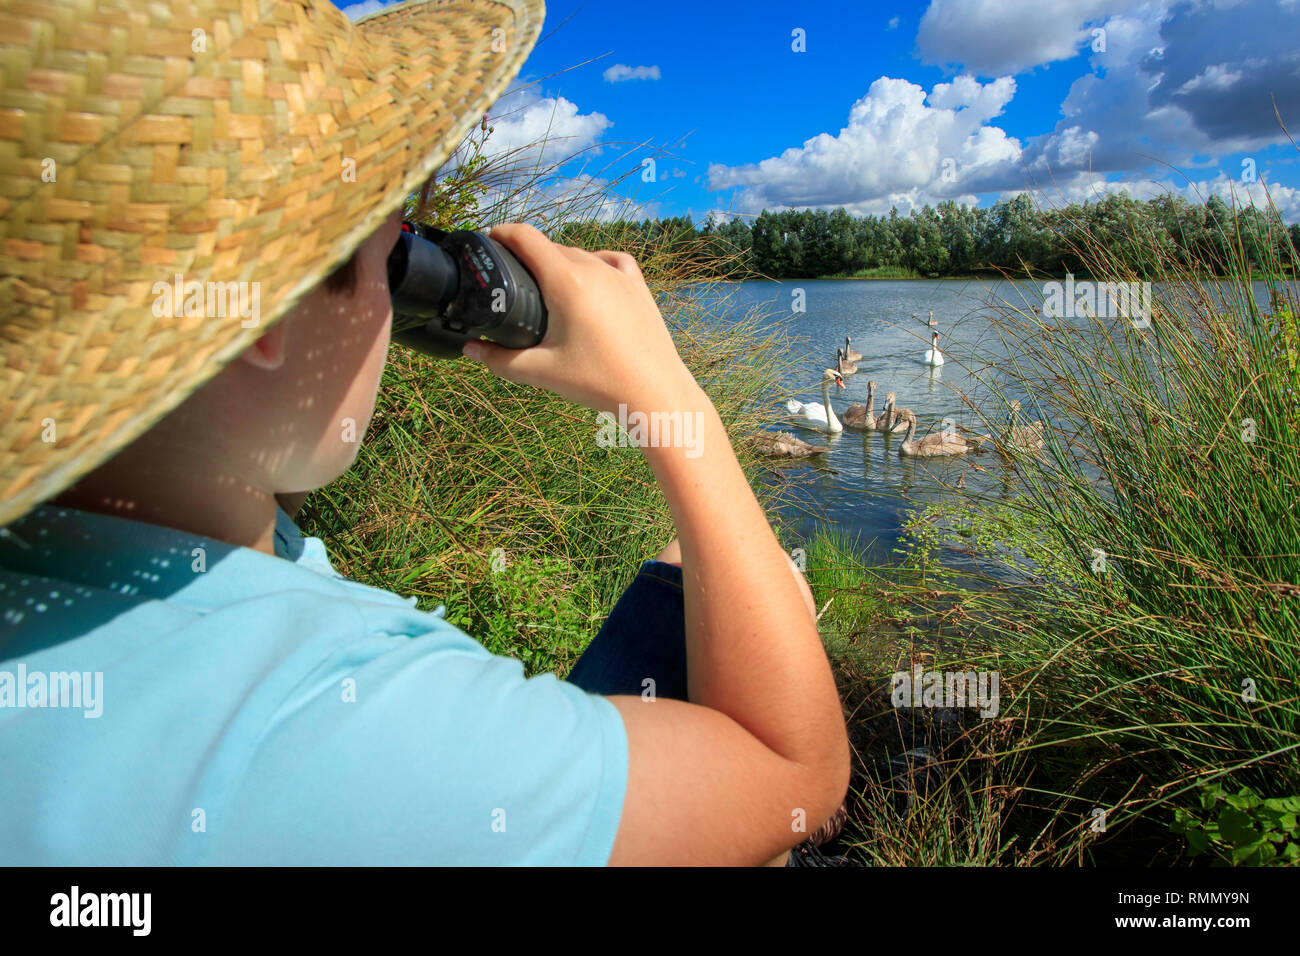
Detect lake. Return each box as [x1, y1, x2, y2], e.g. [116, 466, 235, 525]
[688, 277, 1285, 572]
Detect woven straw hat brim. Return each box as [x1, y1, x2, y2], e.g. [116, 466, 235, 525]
[0, 0, 545, 527]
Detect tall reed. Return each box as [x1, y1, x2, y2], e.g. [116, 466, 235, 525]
[931, 187, 1300, 863]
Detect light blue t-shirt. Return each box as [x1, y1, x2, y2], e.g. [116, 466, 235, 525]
[0, 503, 627, 864]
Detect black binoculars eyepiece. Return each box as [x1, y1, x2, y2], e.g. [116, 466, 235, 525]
[387, 222, 547, 358]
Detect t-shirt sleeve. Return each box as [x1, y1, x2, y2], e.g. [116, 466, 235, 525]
[207, 627, 629, 865]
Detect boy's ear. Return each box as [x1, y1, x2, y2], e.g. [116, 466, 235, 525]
[239, 319, 289, 371]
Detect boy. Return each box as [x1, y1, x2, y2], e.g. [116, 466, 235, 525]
[0, 0, 849, 865]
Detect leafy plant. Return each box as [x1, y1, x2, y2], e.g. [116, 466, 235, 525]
[469, 552, 595, 677]
[1171, 784, 1300, 866]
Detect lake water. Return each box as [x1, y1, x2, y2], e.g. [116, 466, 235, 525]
[688, 277, 1285, 572]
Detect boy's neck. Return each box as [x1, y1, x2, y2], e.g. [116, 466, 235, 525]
[49, 452, 281, 556]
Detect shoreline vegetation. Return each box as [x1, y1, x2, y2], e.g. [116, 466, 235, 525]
[556, 194, 1299, 283]
[298, 122, 1299, 866]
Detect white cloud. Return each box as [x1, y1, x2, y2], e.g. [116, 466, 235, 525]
[1009, 171, 1300, 223]
[706, 75, 1021, 216]
[603, 64, 662, 83]
[1178, 64, 1243, 95]
[887, 16, 901, 29]
[424, 83, 650, 228]
[442, 83, 612, 177]
[1020, 0, 1300, 180]
[1185, 174, 1300, 223]
[476, 172, 659, 228]
[916, 0, 1146, 76]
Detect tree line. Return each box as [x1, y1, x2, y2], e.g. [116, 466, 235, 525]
[555, 193, 1299, 280]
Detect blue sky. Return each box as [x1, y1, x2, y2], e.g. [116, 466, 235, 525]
[337, 0, 1300, 223]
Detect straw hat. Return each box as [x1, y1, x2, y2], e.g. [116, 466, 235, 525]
[0, 0, 545, 527]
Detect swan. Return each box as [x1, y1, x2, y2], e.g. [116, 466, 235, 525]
[923, 331, 945, 367]
[926, 310, 938, 328]
[1005, 399, 1045, 451]
[966, 400, 1042, 455]
[841, 379, 876, 430]
[873, 391, 912, 433]
[785, 369, 846, 433]
[749, 430, 830, 458]
[836, 346, 858, 376]
[898, 410, 973, 457]
[843, 335, 862, 362]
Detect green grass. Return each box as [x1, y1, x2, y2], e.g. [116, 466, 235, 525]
[837, 264, 922, 279]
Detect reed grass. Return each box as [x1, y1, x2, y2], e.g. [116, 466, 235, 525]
[872, 185, 1300, 864]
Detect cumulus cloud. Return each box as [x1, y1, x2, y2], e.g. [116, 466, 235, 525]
[917, 0, 1146, 76]
[1007, 170, 1300, 223]
[1141, 0, 1300, 143]
[423, 83, 645, 228]
[477, 172, 659, 227]
[603, 64, 662, 82]
[440, 82, 613, 177]
[706, 75, 1022, 215]
[1020, 0, 1300, 181]
[1190, 173, 1300, 223]
[705, 2, 1299, 219]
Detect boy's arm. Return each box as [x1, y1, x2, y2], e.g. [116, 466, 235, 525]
[463, 225, 850, 865]
[606, 389, 850, 865]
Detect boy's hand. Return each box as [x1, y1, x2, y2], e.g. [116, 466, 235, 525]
[460, 223, 704, 414]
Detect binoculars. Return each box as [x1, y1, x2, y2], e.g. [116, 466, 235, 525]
[387, 222, 548, 358]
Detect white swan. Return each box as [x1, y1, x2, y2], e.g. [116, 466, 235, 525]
[785, 369, 846, 433]
[923, 330, 945, 367]
[843, 335, 862, 362]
